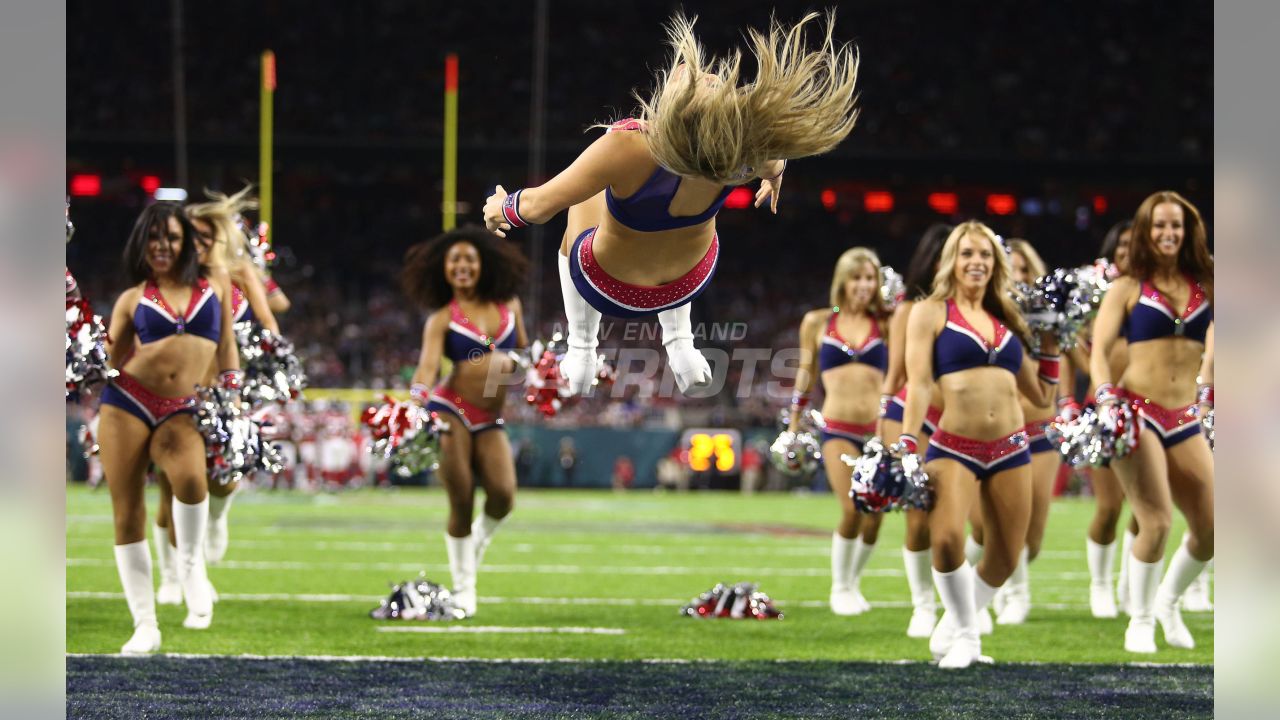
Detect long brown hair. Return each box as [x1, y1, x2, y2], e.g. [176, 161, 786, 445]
[1128, 191, 1213, 301]
[929, 221, 1031, 348]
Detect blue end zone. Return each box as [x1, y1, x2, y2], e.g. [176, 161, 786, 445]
[67, 656, 1212, 719]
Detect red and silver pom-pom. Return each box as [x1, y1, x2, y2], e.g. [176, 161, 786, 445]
[361, 395, 446, 476]
[1047, 401, 1140, 467]
[681, 582, 783, 620]
[66, 296, 116, 398]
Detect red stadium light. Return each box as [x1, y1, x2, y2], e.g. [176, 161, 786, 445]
[986, 193, 1017, 216]
[140, 175, 161, 194]
[863, 190, 894, 213]
[723, 186, 753, 209]
[1092, 195, 1108, 215]
[821, 188, 837, 211]
[927, 192, 958, 214]
[69, 174, 101, 197]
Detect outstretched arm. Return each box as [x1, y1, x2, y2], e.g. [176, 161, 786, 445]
[483, 131, 640, 237]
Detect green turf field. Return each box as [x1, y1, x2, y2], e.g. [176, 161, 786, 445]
[65, 484, 1212, 665]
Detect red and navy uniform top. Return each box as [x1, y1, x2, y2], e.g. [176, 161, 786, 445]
[134, 278, 221, 344]
[603, 119, 734, 233]
[1127, 274, 1211, 345]
[933, 299, 1022, 379]
[818, 309, 888, 373]
[443, 299, 516, 363]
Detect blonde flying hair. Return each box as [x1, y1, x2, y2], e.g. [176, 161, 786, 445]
[829, 246, 883, 317]
[1007, 238, 1047, 282]
[929, 221, 1031, 347]
[635, 11, 860, 185]
[186, 185, 258, 273]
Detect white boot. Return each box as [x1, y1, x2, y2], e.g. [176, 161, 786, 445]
[1117, 528, 1136, 615]
[973, 571, 999, 638]
[996, 547, 1031, 625]
[848, 537, 875, 613]
[1182, 563, 1213, 612]
[1125, 555, 1162, 653]
[964, 536, 985, 567]
[1155, 543, 1207, 649]
[1086, 538, 1118, 618]
[173, 497, 213, 629]
[153, 527, 182, 606]
[114, 541, 161, 655]
[445, 533, 477, 617]
[557, 252, 601, 395]
[472, 513, 504, 569]
[829, 532, 863, 616]
[933, 563, 992, 669]
[205, 488, 236, 564]
[1178, 534, 1213, 612]
[903, 547, 938, 638]
[658, 304, 713, 394]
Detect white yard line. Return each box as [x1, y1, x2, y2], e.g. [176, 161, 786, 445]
[66, 590, 1108, 612]
[64, 651, 1208, 668]
[376, 625, 626, 635]
[65, 556, 1102, 580]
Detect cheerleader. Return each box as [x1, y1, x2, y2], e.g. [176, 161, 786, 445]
[98, 202, 240, 653]
[401, 226, 529, 617]
[790, 247, 889, 617]
[484, 12, 858, 395]
[1090, 191, 1213, 653]
[150, 189, 280, 605]
[985, 239, 1060, 625]
[1083, 220, 1133, 618]
[899, 221, 1060, 668]
[877, 223, 951, 638]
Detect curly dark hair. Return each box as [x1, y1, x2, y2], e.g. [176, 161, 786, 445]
[1128, 191, 1213, 302]
[400, 225, 529, 309]
[122, 202, 201, 285]
[903, 222, 953, 300]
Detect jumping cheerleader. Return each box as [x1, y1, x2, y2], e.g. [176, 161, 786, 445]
[484, 12, 858, 395]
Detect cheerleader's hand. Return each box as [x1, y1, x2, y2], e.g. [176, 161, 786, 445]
[483, 185, 511, 237]
[754, 173, 783, 214]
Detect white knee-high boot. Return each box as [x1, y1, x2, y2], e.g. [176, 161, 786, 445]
[1125, 555, 1162, 653]
[205, 488, 236, 564]
[1155, 542, 1207, 649]
[472, 514, 504, 569]
[114, 540, 161, 654]
[1179, 533, 1213, 612]
[1086, 538, 1118, 618]
[557, 252, 601, 395]
[152, 526, 182, 605]
[932, 563, 992, 669]
[903, 547, 937, 638]
[829, 533, 862, 616]
[1117, 528, 1137, 614]
[657, 303, 712, 393]
[173, 497, 213, 629]
[996, 547, 1031, 625]
[445, 533, 477, 617]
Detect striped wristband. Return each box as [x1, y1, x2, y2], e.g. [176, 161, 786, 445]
[501, 189, 529, 228]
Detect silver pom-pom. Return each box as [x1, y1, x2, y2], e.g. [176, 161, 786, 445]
[880, 265, 906, 312]
[769, 429, 823, 477]
[195, 385, 283, 485]
[234, 322, 307, 408]
[1047, 402, 1140, 467]
[369, 573, 466, 621]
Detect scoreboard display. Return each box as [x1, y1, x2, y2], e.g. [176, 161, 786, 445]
[679, 428, 743, 473]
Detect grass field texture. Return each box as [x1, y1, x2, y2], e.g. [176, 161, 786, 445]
[65, 484, 1212, 665]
